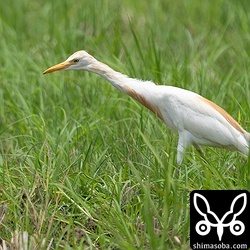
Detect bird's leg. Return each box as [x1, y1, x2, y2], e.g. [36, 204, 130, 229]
[177, 133, 189, 166]
[177, 145, 185, 166]
[174, 133, 192, 178]
[174, 136, 188, 177]
[177, 133, 190, 166]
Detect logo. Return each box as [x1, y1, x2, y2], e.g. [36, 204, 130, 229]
[190, 190, 250, 250]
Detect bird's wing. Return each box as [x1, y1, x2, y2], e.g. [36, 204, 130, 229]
[158, 87, 246, 148]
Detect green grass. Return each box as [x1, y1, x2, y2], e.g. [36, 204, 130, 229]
[0, 0, 249, 249]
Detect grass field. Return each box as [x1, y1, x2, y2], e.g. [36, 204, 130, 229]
[0, 0, 249, 249]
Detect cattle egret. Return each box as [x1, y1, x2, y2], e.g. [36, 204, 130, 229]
[43, 50, 249, 164]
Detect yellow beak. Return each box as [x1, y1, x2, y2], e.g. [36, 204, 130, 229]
[43, 61, 72, 74]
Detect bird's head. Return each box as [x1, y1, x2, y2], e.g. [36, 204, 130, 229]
[43, 50, 96, 74]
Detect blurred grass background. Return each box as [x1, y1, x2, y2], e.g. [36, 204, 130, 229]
[0, 0, 249, 249]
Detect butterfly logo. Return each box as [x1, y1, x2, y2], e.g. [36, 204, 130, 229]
[193, 193, 247, 241]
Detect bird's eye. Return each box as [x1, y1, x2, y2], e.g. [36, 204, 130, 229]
[73, 59, 79, 63]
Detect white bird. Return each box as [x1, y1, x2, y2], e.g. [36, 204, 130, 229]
[43, 50, 249, 165]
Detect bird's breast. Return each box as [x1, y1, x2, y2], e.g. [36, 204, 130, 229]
[123, 86, 164, 121]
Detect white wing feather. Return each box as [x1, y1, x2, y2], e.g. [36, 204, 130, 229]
[154, 86, 248, 152]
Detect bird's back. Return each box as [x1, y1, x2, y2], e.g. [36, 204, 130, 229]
[152, 86, 249, 155]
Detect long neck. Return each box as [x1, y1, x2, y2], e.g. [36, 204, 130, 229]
[85, 58, 164, 121]
[87, 59, 129, 93]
